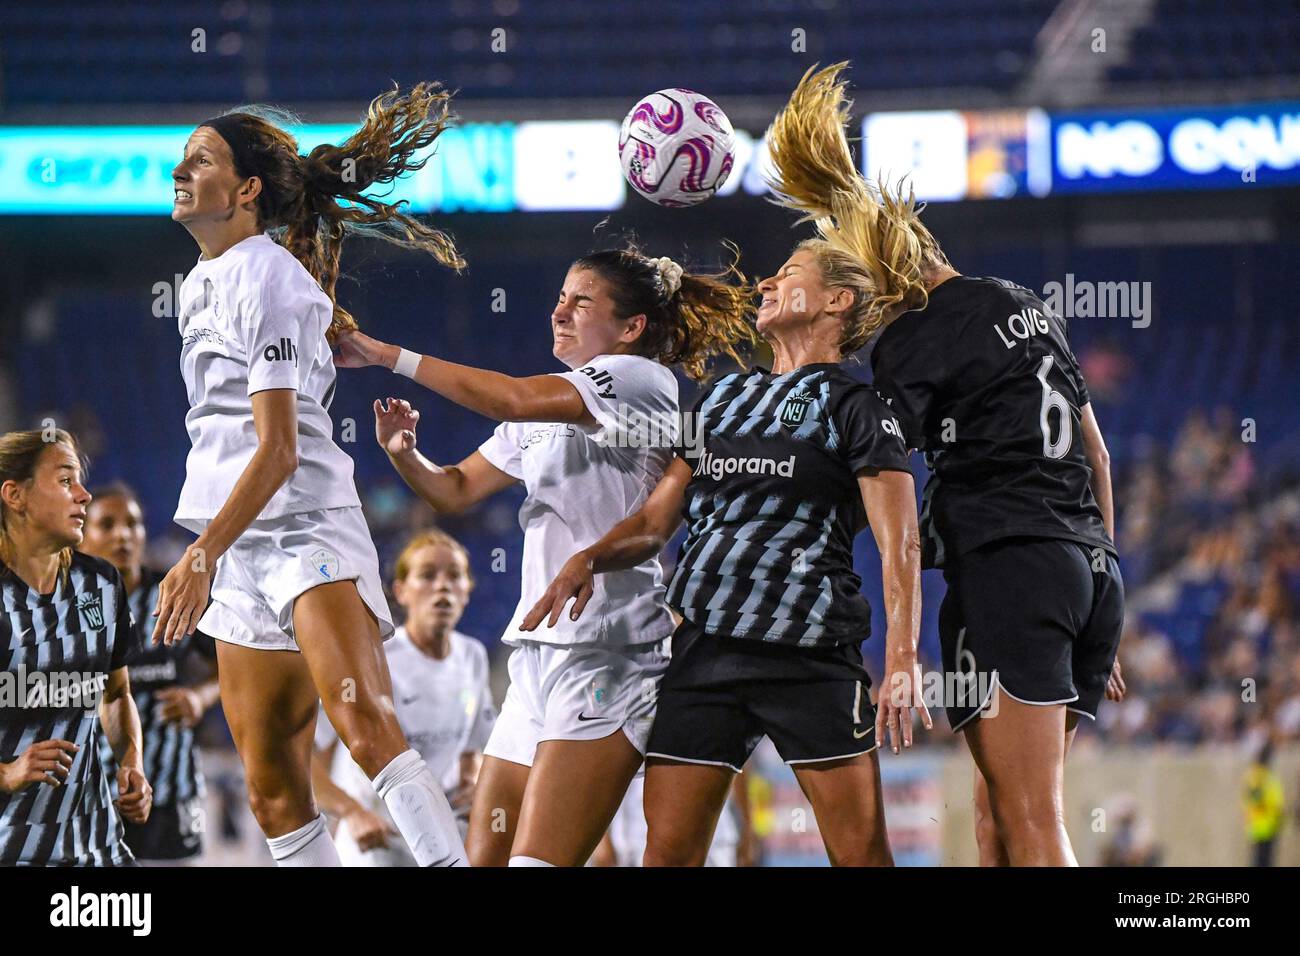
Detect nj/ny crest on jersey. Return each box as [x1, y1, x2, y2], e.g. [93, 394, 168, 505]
[779, 390, 813, 428]
[76, 591, 105, 630]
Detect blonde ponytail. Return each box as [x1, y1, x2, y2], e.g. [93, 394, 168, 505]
[765, 62, 949, 351]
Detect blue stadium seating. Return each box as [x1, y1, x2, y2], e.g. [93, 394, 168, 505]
[2, 0, 1062, 107]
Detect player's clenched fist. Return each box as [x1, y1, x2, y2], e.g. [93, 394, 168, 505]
[114, 764, 153, 825]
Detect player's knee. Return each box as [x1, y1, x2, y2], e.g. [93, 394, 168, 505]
[974, 807, 1006, 863]
[644, 828, 708, 867]
[991, 787, 1065, 850]
[332, 711, 406, 777]
[245, 784, 313, 834]
[465, 820, 512, 867]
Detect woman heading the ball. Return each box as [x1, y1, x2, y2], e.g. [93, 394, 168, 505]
[523, 241, 933, 864]
[766, 64, 1123, 866]
[334, 245, 755, 866]
[158, 84, 471, 866]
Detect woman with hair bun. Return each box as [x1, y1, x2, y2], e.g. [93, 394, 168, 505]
[161, 83, 469, 866]
[334, 243, 756, 866]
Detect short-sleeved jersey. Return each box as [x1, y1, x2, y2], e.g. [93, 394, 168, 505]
[96, 568, 214, 808]
[174, 233, 361, 527]
[315, 628, 495, 799]
[0, 551, 142, 866]
[870, 275, 1114, 569]
[478, 352, 680, 647]
[667, 363, 912, 647]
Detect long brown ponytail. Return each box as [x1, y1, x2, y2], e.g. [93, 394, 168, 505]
[765, 62, 950, 350]
[210, 83, 465, 342]
[572, 242, 757, 381]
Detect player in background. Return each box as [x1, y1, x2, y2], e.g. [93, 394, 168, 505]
[0, 430, 151, 865]
[311, 528, 495, 866]
[765, 63, 1124, 866]
[159, 84, 470, 866]
[334, 245, 755, 866]
[523, 244, 932, 865]
[80, 483, 219, 864]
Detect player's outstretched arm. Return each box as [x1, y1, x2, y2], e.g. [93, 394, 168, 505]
[100, 666, 152, 825]
[859, 468, 932, 754]
[374, 398, 517, 513]
[1080, 402, 1115, 542]
[337, 329, 598, 427]
[520, 456, 692, 631]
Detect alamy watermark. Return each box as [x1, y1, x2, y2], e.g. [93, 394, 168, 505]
[0, 667, 108, 713]
[1042, 274, 1152, 329]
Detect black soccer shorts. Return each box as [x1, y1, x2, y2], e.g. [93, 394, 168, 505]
[645, 618, 878, 771]
[121, 798, 203, 861]
[938, 535, 1124, 732]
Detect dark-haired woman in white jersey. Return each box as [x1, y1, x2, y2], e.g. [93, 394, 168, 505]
[156, 85, 469, 866]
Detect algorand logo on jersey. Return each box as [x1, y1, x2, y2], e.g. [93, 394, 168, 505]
[693, 448, 797, 481]
[0, 665, 109, 713]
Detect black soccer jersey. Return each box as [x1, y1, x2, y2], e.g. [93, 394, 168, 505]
[870, 275, 1115, 569]
[0, 551, 142, 866]
[97, 568, 214, 809]
[667, 363, 912, 647]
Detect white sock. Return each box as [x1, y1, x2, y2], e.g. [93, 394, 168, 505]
[372, 749, 468, 867]
[508, 855, 556, 867]
[266, 814, 341, 867]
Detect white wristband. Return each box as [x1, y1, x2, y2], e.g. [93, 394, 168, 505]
[393, 348, 422, 379]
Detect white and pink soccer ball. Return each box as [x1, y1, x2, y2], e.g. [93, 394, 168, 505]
[618, 89, 736, 207]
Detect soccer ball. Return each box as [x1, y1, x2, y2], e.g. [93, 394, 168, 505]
[618, 89, 736, 207]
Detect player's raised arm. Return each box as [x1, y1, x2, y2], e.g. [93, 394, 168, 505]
[520, 455, 691, 631]
[339, 330, 600, 426]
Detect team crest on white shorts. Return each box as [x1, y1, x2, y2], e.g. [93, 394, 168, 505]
[308, 547, 340, 581]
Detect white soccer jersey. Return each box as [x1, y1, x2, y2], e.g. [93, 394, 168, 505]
[315, 629, 495, 802]
[477, 353, 680, 647]
[174, 233, 361, 526]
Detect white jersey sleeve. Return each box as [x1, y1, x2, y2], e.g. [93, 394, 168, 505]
[240, 259, 322, 395]
[478, 421, 525, 480]
[553, 353, 679, 449]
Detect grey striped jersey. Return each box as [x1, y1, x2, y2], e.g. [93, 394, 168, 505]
[97, 568, 214, 808]
[667, 364, 912, 647]
[1, 551, 141, 866]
